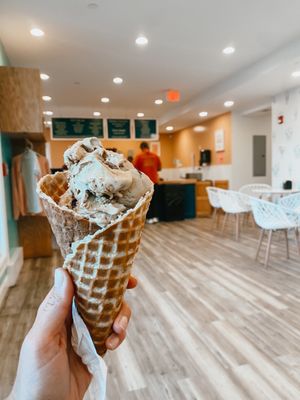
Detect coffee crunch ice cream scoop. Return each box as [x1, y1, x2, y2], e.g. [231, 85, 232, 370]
[60, 137, 152, 225]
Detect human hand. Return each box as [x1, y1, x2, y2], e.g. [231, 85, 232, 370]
[106, 274, 137, 351]
[8, 268, 137, 400]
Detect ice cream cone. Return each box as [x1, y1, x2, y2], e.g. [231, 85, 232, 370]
[37, 171, 152, 355]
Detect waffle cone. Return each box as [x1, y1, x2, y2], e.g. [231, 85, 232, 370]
[37, 171, 153, 355]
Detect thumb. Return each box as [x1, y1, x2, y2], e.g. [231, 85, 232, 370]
[32, 268, 74, 338]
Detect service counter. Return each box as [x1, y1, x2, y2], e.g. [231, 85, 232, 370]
[157, 179, 196, 221]
[157, 179, 228, 221]
[158, 179, 197, 185]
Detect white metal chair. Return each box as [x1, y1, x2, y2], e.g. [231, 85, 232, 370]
[279, 193, 300, 254]
[206, 187, 222, 229]
[217, 189, 252, 240]
[250, 198, 299, 267]
[279, 192, 300, 212]
[239, 183, 272, 200]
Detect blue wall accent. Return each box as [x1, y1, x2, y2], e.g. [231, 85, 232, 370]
[0, 40, 10, 66]
[1, 135, 19, 254]
[0, 39, 18, 255]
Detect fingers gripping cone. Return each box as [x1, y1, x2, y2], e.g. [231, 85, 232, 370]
[37, 171, 152, 356]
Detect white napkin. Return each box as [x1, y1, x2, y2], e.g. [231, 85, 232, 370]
[71, 300, 107, 400]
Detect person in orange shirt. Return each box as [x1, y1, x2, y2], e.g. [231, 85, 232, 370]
[134, 142, 162, 223]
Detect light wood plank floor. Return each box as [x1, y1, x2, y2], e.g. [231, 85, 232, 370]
[1, 217, 300, 399]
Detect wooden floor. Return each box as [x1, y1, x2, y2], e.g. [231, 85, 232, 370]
[2, 217, 300, 399]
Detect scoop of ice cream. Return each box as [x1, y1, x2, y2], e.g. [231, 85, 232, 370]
[118, 163, 153, 208]
[68, 153, 133, 203]
[60, 138, 153, 225]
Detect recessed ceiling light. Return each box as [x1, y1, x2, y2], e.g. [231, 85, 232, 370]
[40, 73, 49, 80]
[93, 111, 101, 116]
[166, 126, 174, 131]
[155, 99, 163, 105]
[135, 36, 148, 46]
[30, 28, 44, 37]
[223, 46, 235, 55]
[137, 112, 144, 118]
[87, 2, 98, 9]
[291, 70, 300, 78]
[43, 111, 53, 116]
[224, 100, 234, 107]
[193, 126, 206, 133]
[42, 95, 52, 101]
[113, 77, 123, 84]
[101, 97, 110, 103]
[199, 111, 208, 117]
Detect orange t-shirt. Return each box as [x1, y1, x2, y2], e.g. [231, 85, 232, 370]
[134, 150, 161, 183]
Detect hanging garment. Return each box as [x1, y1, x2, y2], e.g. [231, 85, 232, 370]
[12, 150, 50, 220]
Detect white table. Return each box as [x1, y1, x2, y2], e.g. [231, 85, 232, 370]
[253, 188, 300, 200]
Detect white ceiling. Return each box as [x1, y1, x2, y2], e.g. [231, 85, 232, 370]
[1, 0, 300, 131]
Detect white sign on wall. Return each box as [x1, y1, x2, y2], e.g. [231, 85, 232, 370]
[214, 129, 225, 152]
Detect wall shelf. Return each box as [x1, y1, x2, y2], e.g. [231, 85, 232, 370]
[4, 131, 46, 143]
[0, 66, 42, 134]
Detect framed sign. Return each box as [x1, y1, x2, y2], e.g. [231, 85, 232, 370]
[134, 119, 158, 140]
[150, 141, 161, 156]
[214, 129, 225, 152]
[52, 118, 104, 140]
[107, 119, 131, 139]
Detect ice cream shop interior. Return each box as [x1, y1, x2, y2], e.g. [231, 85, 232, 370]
[3, 1, 300, 399]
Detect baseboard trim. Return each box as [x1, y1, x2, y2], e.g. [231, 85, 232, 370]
[0, 247, 24, 307]
[7, 247, 24, 287]
[0, 266, 8, 306]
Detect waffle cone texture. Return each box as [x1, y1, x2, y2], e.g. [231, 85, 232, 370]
[37, 171, 153, 356]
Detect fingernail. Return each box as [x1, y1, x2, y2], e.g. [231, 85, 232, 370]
[118, 316, 128, 331]
[54, 269, 65, 295]
[108, 335, 120, 349]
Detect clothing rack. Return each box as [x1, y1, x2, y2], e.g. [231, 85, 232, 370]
[10, 134, 52, 258]
[24, 138, 33, 150]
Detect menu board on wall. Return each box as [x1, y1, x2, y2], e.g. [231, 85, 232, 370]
[52, 118, 104, 139]
[134, 119, 158, 140]
[107, 119, 131, 139]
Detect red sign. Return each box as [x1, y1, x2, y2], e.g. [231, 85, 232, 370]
[166, 90, 180, 102]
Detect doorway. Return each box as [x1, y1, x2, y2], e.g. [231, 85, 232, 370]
[253, 135, 266, 177]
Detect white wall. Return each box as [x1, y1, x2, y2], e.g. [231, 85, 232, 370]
[160, 165, 232, 182]
[231, 112, 272, 190]
[272, 86, 300, 189]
